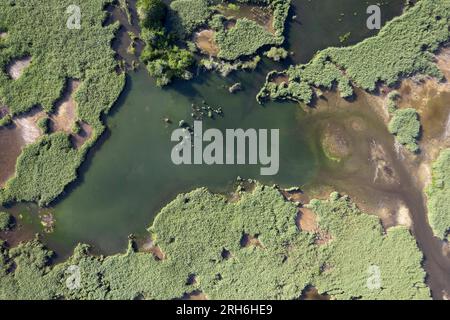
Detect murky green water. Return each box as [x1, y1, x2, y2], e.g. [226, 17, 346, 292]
[5, 1, 406, 255]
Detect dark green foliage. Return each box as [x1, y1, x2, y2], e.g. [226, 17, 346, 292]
[36, 117, 49, 134]
[258, 0, 450, 104]
[0, 114, 12, 127]
[388, 108, 421, 152]
[216, 18, 280, 60]
[137, 0, 167, 30]
[140, 29, 194, 86]
[0, 185, 429, 299]
[0, 212, 13, 231]
[426, 149, 450, 240]
[0, 0, 125, 205]
[169, 0, 212, 38]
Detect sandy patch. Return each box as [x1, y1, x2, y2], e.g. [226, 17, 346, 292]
[194, 29, 219, 56]
[139, 238, 166, 260]
[182, 290, 208, 300]
[0, 32, 7, 39]
[296, 208, 318, 232]
[240, 233, 264, 248]
[13, 108, 46, 145]
[7, 56, 31, 80]
[50, 80, 80, 133]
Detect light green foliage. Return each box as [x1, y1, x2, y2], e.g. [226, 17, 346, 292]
[137, 0, 167, 29]
[388, 108, 421, 152]
[36, 117, 49, 134]
[0, 0, 125, 205]
[426, 149, 450, 240]
[0, 212, 13, 231]
[216, 18, 279, 60]
[387, 90, 400, 114]
[1, 133, 80, 206]
[0, 114, 12, 127]
[258, 0, 450, 104]
[264, 47, 288, 61]
[0, 185, 429, 299]
[307, 194, 429, 300]
[169, 0, 212, 38]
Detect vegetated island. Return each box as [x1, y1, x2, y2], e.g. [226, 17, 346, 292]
[0, 184, 429, 300]
[137, 0, 290, 85]
[0, 0, 125, 206]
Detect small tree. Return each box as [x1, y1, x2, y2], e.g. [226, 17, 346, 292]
[137, 0, 167, 30]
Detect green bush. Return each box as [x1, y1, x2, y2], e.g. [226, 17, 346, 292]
[137, 0, 167, 30]
[426, 149, 450, 240]
[388, 108, 421, 153]
[264, 47, 288, 61]
[0, 114, 12, 127]
[0, 212, 13, 231]
[37, 116, 49, 134]
[216, 18, 280, 60]
[169, 0, 212, 38]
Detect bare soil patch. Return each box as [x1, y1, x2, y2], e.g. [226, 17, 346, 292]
[194, 29, 219, 56]
[7, 56, 31, 80]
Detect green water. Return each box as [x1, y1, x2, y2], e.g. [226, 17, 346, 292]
[12, 0, 406, 255]
[46, 69, 318, 254]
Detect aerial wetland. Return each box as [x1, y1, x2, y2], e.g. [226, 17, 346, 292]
[0, 0, 450, 300]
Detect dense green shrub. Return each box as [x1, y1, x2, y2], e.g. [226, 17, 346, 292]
[0, 185, 429, 299]
[258, 0, 450, 104]
[426, 149, 450, 240]
[169, 0, 212, 38]
[37, 117, 49, 134]
[137, 0, 167, 30]
[264, 47, 288, 61]
[216, 18, 279, 60]
[0, 212, 13, 231]
[388, 108, 421, 152]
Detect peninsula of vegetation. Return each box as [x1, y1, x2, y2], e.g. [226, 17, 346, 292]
[0, 184, 429, 299]
[0, 0, 125, 205]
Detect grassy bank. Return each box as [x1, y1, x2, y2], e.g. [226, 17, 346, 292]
[257, 0, 450, 104]
[0, 0, 125, 206]
[426, 149, 450, 241]
[0, 184, 429, 299]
